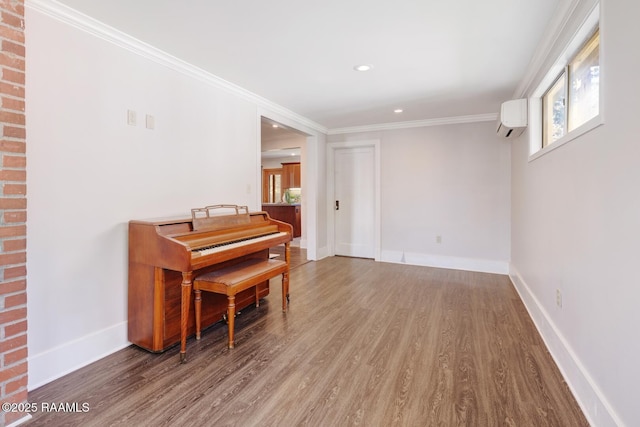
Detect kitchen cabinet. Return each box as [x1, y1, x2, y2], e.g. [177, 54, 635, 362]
[262, 204, 301, 238]
[281, 162, 300, 189]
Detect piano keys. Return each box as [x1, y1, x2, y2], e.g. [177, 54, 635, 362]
[128, 205, 293, 358]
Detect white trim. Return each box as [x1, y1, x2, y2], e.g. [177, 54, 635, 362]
[327, 140, 381, 261]
[6, 415, 32, 427]
[381, 250, 508, 275]
[26, 0, 328, 135]
[28, 321, 129, 390]
[26, 0, 503, 138]
[328, 113, 497, 135]
[257, 107, 321, 261]
[509, 266, 623, 427]
[513, 0, 598, 98]
[528, 115, 603, 161]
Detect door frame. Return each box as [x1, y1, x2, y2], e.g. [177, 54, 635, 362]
[327, 139, 381, 260]
[257, 108, 319, 260]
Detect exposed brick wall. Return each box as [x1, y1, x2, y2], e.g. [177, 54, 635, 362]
[0, 0, 26, 425]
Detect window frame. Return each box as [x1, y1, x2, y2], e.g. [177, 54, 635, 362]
[529, 4, 602, 161]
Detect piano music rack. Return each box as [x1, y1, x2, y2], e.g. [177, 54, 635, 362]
[191, 204, 250, 231]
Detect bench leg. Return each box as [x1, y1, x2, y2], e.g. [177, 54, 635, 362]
[227, 295, 236, 349]
[285, 242, 291, 302]
[194, 289, 202, 340]
[282, 271, 289, 312]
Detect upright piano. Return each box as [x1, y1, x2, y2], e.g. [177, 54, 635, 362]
[128, 205, 292, 360]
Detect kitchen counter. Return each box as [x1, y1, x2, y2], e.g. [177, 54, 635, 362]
[262, 204, 301, 238]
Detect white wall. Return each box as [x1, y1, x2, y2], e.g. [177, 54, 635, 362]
[329, 121, 511, 274]
[510, 0, 640, 425]
[25, 6, 325, 388]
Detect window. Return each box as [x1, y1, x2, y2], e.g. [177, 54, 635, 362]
[541, 29, 600, 148]
[530, 3, 601, 159]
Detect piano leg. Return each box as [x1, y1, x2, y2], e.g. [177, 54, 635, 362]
[180, 271, 193, 363]
[194, 289, 202, 340]
[227, 295, 236, 349]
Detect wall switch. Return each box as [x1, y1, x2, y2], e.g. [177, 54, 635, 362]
[145, 114, 155, 130]
[127, 109, 137, 126]
[556, 289, 562, 308]
[436, 235, 442, 244]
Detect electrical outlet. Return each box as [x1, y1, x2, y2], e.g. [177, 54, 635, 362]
[556, 289, 562, 308]
[436, 235, 442, 244]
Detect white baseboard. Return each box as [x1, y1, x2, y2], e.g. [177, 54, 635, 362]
[314, 245, 331, 261]
[28, 321, 130, 390]
[6, 414, 32, 427]
[379, 250, 509, 275]
[509, 266, 622, 427]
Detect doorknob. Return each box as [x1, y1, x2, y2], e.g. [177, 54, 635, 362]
[335, 200, 340, 210]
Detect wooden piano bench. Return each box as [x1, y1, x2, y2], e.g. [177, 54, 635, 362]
[193, 257, 290, 349]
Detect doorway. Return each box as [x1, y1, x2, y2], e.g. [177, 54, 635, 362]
[260, 117, 305, 242]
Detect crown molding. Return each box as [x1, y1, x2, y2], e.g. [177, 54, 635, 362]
[27, 0, 502, 137]
[513, 0, 598, 98]
[327, 113, 498, 135]
[26, 0, 329, 135]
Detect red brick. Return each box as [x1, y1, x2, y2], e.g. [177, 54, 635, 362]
[0, 81, 24, 97]
[3, 125, 25, 138]
[0, 225, 25, 237]
[0, 362, 26, 383]
[2, 183, 26, 195]
[1, 14, 24, 31]
[0, 332, 26, 353]
[0, 198, 26, 209]
[2, 154, 25, 167]
[0, 24, 24, 44]
[3, 210, 26, 222]
[5, 374, 27, 395]
[0, 169, 25, 181]
[0, 279, 26, 293]
[4, 320, 26, 337]
[0, 2, 24, 18]
[4, 347, 27, 365]
[2, 68, 24, 85]
[3, 239, 26, 251]
[1, 390, 27, 405]
[0, 110, 24, 125]
[0, 52, 24, 70]
[1, 96, 24, 111]
[0, 251, 26, 265]
[5, 408, 28, 427]
[1, 40, 24, 57]
[2, 266, 26, 280]
[0, 139, 24, 153]
[0, 307, 25, 324]
[4, 291, 25, 308]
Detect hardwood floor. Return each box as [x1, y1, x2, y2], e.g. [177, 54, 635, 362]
[27, 256, 588, 426]
[269, 244, 308, 270]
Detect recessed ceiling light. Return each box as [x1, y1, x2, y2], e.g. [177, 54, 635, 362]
[272, 124, 278, 128]
[394, 109, 404, 113]
[353, 64, 373, 72]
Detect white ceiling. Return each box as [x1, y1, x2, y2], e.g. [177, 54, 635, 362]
[51, 0, 559, 130]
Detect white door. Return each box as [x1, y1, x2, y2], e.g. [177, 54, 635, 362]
[334, 146, 375, 258]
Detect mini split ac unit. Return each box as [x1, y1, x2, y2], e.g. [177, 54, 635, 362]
[496, 98, 528, 138]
